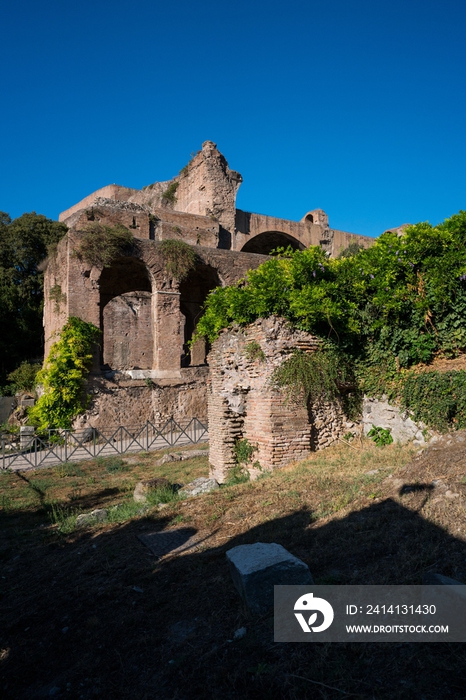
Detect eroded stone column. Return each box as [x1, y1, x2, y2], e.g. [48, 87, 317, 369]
[152, 287, 182, 378]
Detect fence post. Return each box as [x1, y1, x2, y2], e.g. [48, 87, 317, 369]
[64, 431, 68, 463]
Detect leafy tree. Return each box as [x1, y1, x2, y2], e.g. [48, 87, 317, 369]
[0, 212, 67, 390]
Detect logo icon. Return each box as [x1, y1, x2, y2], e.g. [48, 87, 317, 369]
[294, 592, 334, 632]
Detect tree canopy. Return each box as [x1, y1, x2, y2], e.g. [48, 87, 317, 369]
[0, 212, 67, 390]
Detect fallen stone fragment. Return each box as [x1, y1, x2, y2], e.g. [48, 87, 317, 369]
[155, 449, 209, 466]
[75, 509, 108, 527]
[155, 453, 183, 466]
[133, 477, 172, 503]
[91, 508, 108, 521]
[178, 477, 219, 498]
[226, 542, 314, 614]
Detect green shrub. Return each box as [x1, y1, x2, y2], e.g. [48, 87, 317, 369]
[75, 223, 133, 268]
[400, 370, 466, 432]
[161, 181, 179, 205]
[159, 239, 196, 281]
[272, 347, 354, 405]
[28, 317, 100, 430]
[244, 341, 265, 362]
[6, 361, 41, 394]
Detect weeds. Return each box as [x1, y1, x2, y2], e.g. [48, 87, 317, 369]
[146, 484, 179, 506]
[95, 456, 127, 473]
[46, 503, 79, 534]
[224, 438, 256, 486]
[107, 500, 145, 523]
[367, 425, 394, 446]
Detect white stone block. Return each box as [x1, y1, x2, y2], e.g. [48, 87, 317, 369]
[226, 542, 313, 614]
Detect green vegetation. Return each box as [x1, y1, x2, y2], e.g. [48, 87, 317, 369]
[337, 241, 365, 258]
[225, 438, 257, 485]
[244, 340, 266, 362]
[5, 361, 41, 394]
[194, 211, 466, 430]
[49, 283, 66, 311]
[272, 347, 353, 404]
[158, 239, 196, 281]
[161, 181, 179, 204]
[29, 317, 101, 430]
[400, 370, 466, 432]
[0, 211, 68, 389]
[74, 223, 133, 268]
[367, 425, 394, 446]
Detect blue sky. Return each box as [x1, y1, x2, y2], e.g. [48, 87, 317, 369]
[2, 0, 465, 237]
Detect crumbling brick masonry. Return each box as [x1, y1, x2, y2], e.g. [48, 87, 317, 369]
[208, 316, 353, 483]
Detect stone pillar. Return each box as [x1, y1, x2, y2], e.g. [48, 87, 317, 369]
[20, 426, 35, 450]
[153, 289, 182, 378]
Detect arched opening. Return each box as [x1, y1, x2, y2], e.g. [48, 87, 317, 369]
[99, 257, 153, 371]
[241, 231, 305, 255]
[179, 264, 221, 366]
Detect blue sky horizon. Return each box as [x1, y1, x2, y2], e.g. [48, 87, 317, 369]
[2, 0, 465, 238]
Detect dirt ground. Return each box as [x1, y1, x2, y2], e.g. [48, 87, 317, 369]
[1, 435, 466, 700]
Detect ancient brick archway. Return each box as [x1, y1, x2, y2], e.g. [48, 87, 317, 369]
[179, 264, 221, 366]
[99, 257, 153, 371]
[240, 230, 305, 254]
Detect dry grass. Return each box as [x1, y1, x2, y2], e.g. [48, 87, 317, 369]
[1, 437, 466, 699]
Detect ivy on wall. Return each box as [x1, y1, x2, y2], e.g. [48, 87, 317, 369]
[29, 317, 101, 430]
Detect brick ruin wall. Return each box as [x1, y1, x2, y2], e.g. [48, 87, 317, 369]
[208, 316, 353, 483]
[74, 367, 210, 432]
[102, 292, 153, 370]
[46, 141, 382, 433]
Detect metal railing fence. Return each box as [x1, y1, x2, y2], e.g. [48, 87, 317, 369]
[1, 418, 208, 471]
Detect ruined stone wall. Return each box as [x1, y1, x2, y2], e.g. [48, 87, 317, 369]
[75, 367, 209, 431]
[43, 236, 69, 355]
[128, 141, 242, 242]
[62, 198, 221, 248]
[208, 316, 350, 483]
[331, 229, 374, 257]
[43, 221, 268, 382]
[235, 209, 374, 255]
[59, 185, 139, 223]
[102, 292, 152, 370]
[234, 210, 320, 251]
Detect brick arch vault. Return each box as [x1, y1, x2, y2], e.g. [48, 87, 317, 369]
[99, 256, 154, 371]
[240, 230, 306, 254]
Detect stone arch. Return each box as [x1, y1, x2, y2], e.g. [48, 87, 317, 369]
[179, 264, 221, 366]
[240, 231, 305, 255]
[99, 257, 153, 370]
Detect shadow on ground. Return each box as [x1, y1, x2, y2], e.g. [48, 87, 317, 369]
[1, 486, 466, 700]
